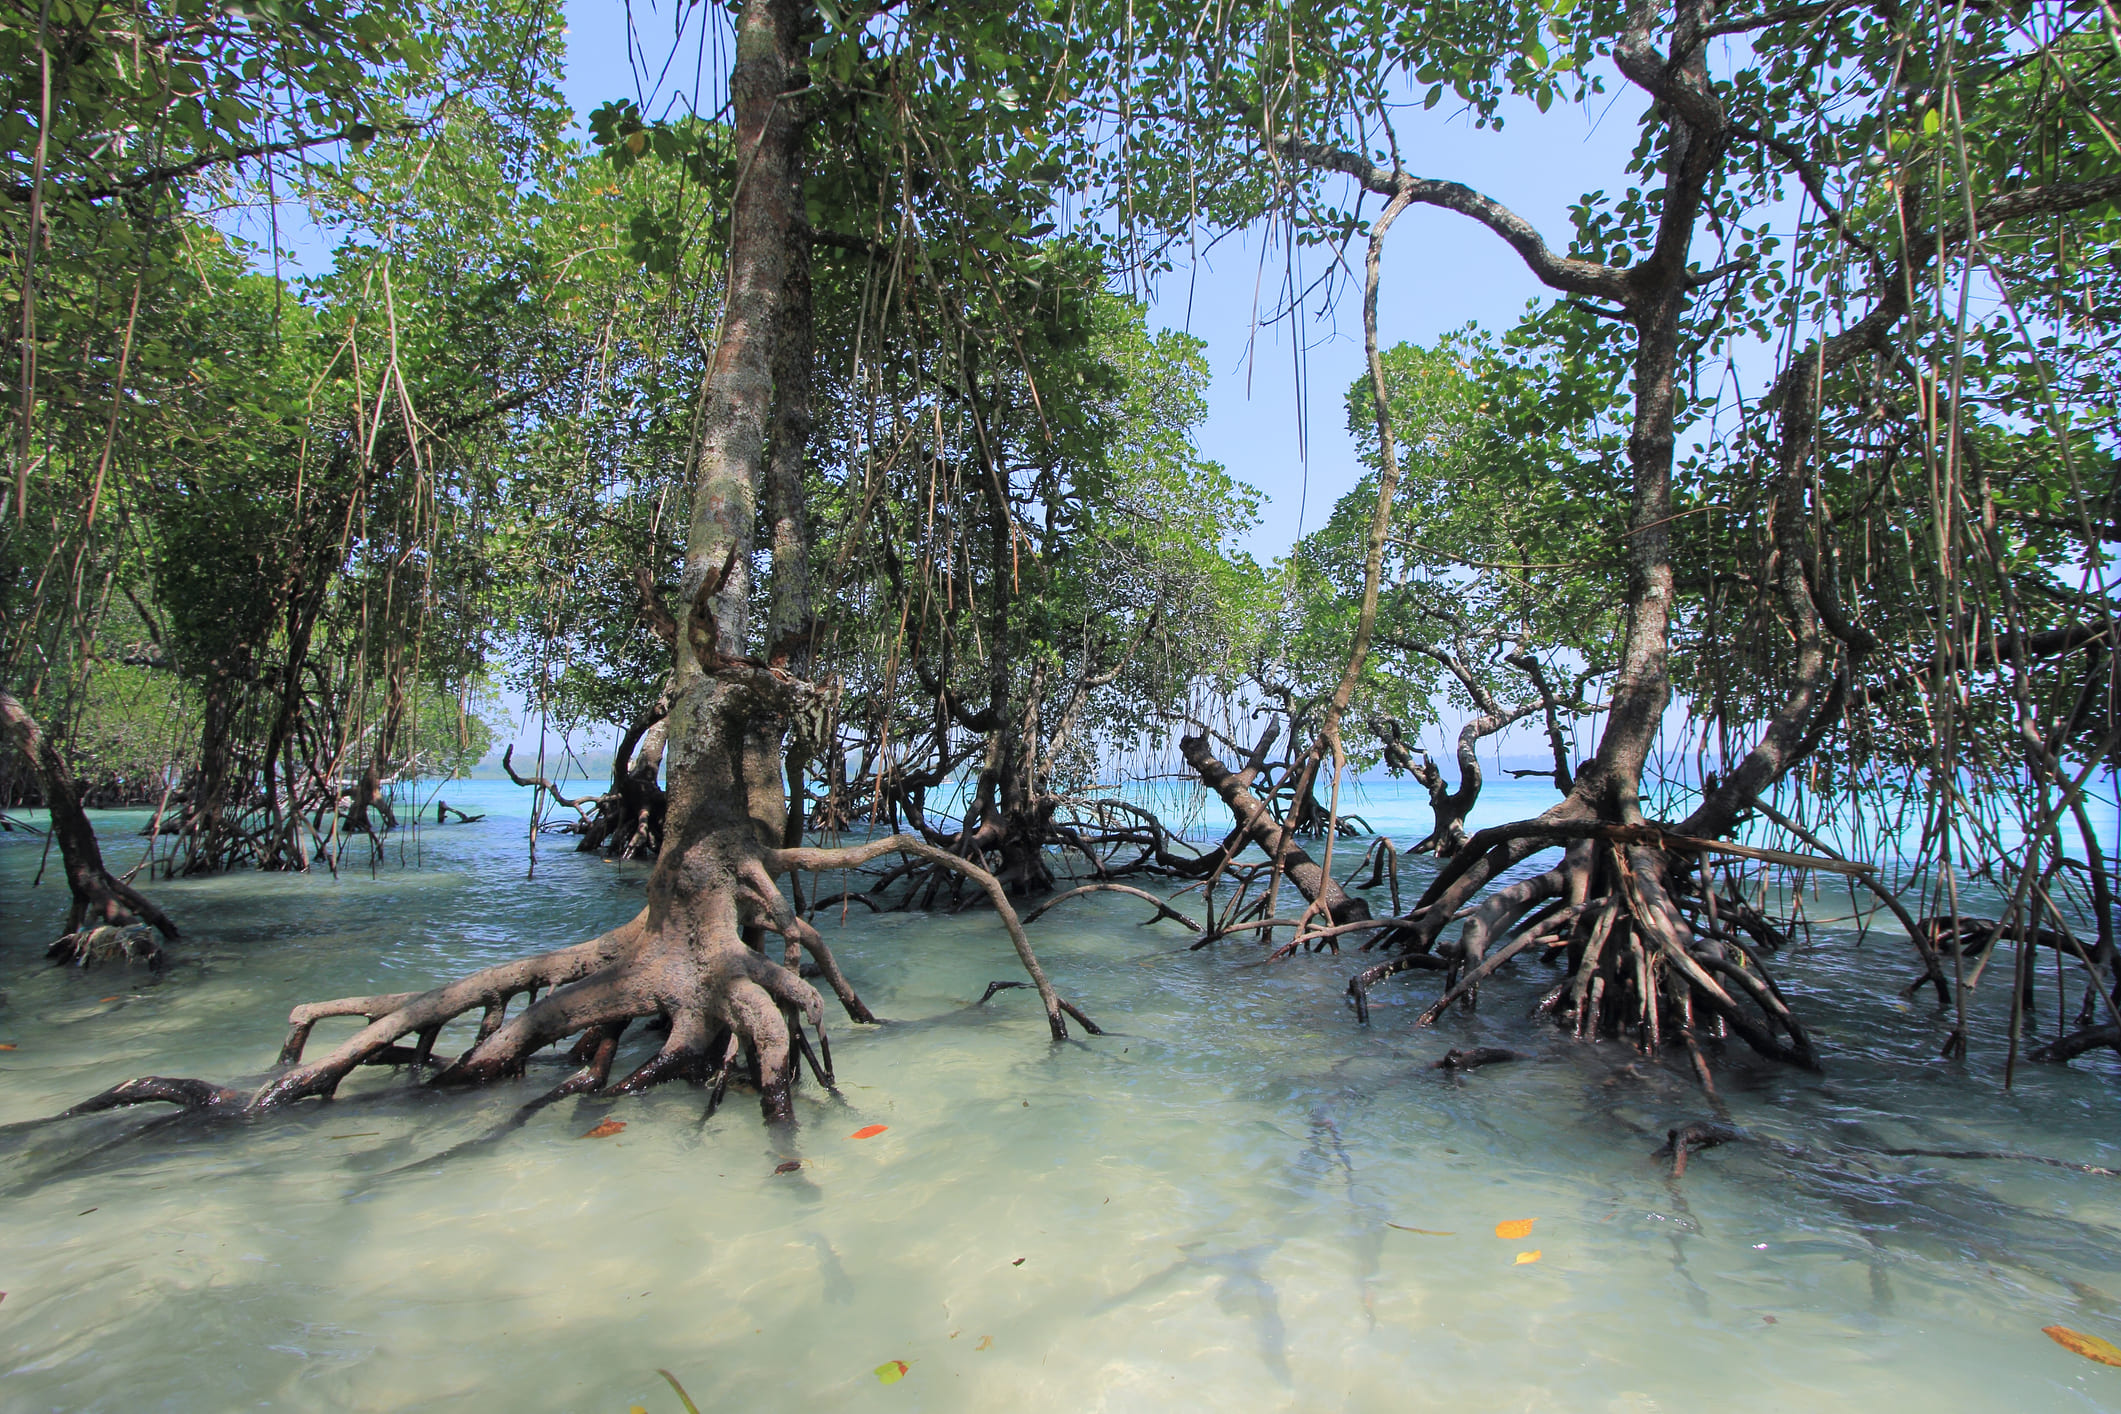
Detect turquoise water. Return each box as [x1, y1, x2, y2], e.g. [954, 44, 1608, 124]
[1, 778, 2118, 1411]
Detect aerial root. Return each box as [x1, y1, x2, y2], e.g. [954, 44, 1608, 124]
[976, 980, 1104, 1035]
[1020, 883, 1203, 933]
[1353, 838, 1819, 1080]
[1346, 953, 1451, 1023]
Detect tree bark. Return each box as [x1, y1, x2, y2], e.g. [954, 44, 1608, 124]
[0, 688, 178, 950]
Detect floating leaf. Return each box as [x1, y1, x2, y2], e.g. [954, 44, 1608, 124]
[582, 1120, 626, 1139]
[852, 1124, 888, 1139]
[0, 1043, 16, 1051]
[2045, 1325, 2121, 1367]
[1012, 1257, 1025, 1266]
[875, 1359, 910, 1385]
[1515, 1250, 1542, 1265]
[976, 1335, 993, 1351]
[1385, 1223, 1454, 1235]
[774, 1160, 802, 1174]
[99, 996, 119, 1004]
[1494, 1219, 1536, 1240]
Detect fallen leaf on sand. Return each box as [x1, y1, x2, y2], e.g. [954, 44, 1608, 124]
[2045, 1325, 2121, 1367]
[852, 1124, 888, 1139]
[582, 1120, 626, 1139]
[977, 1336, 993, 1351]
[1515, 1250, 1542, 1265]
[1385, 1223, 1455, 1235]
[1494, 1218, 1536, 1240]
[875, 1359, 911, 1385]
[774, 1160, 802, 1174]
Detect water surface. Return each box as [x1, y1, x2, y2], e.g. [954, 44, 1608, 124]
[2, 780, 2117, 1411]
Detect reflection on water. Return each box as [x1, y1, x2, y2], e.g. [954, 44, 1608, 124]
[1, 780, 2118, 1411]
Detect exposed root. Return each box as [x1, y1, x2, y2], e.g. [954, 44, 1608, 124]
[48, 924, 167, 970]
[61, 776, 1093, 1128]
[976, 980, 1104, 1035]
[2030, 1023, 2121, 1064]
[1355, 824, 1823, 1078]
[1020, 882, 1203, 932]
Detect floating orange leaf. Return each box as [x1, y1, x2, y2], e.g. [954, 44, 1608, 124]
[99, 996, 119, 1003]
[851, 1124, 888, 1139]
[874, 1359, 910, 1385]
[1494, 1219, 1536, 1240]
[976, 1335, 993, 1351]
[0, 1043, 16, 1051]
[1514, 1249, 1542, 1265]
[2045, 1326, 2121, 1367]
[582, 1120, 626, 1139]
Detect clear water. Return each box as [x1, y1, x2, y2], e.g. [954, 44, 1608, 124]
[2, 779, 2118, 1412]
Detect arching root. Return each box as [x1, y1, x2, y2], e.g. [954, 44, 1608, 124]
[1021, 883, 1203, 933]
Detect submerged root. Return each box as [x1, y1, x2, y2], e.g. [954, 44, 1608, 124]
[48, 923, 167, 970]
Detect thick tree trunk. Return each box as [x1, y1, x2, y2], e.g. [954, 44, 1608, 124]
[0, 688, 178, 960]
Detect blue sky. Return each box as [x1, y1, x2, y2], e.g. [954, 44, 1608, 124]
[554, 0, 1643, 564]
[489, 2, 1653, 760]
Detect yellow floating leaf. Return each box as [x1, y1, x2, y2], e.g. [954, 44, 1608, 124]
[1515, 1250, 1542, 1265]
[1494, 1218, 1536, 1240]
[977, 1335, 993, 1351]
[2045, 1325, 2121, 1367]
[630, 1407, 648, 1413]
[875, 1359, 911, 1385]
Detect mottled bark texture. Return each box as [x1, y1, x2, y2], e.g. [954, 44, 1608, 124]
[0, 688, 178, 963]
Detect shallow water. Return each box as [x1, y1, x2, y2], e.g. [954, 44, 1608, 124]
[2, 780, 2119, 1412]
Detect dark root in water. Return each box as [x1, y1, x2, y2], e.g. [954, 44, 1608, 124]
[1349, 823, 1829, 1084]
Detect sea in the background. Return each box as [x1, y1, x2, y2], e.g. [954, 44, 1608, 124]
[2, 776, 2117, 1411]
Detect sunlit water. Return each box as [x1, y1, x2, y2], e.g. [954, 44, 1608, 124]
[2, 779, 2118, 1412]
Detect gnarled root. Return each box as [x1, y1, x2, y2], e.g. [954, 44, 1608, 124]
[49, 923, 167, 970]
[60, 831, 1095, 1126]
[1358, 829, 1820, 1077]
[62, 878, 848, 1125]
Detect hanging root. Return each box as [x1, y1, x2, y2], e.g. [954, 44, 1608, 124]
[1354, 827, 1822, 1079]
